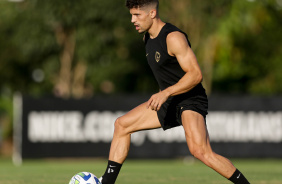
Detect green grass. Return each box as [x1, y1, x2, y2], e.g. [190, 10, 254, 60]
[0, 158, 282, 184]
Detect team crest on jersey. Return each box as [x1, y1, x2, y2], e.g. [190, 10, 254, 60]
[155, 51, 161, 62]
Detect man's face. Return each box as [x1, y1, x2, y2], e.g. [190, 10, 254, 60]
[130, 7, 152, 34]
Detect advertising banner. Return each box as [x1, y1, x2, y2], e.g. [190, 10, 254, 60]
[13, 94, 282, 162]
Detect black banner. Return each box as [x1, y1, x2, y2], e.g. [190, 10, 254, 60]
[13, 94, 282, 161]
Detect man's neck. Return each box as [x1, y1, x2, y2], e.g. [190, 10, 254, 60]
[148, 18, 165, 39]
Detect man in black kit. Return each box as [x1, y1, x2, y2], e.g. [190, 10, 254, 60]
[99, 0, 250, 183]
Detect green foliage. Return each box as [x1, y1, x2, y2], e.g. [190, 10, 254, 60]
[0, 0, 156, 97]
[0, 92, 13, 140]
[213, 0, 282, 94]
[0, 0, 281, 96]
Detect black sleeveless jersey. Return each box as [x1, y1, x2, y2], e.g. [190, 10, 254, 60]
[144, 23, 207, 99]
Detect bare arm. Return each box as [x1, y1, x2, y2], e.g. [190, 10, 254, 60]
[147, 31, 203, 111]
[164, 31, 203, 96]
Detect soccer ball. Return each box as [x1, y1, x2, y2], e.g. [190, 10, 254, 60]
[69, 172, 101, 184]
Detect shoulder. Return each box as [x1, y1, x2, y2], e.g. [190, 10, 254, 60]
[166, 31, 191, 56]
[167, 31, 187, 42]
[167, 31, 189, 48]
[164, 24, 191, 47]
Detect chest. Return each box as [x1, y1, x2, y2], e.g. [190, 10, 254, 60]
[145, 38, 176, 70]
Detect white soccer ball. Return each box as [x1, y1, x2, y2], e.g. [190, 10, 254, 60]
[69, 172, 101, 184]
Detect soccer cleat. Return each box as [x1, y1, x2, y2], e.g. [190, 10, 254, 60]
[98, 176, 102, 184]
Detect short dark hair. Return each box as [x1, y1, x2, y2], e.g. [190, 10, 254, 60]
[125, 0, 159, 9]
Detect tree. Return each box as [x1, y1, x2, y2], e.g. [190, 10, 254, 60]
[0, 0, 146, 98]
[0, 0, 281, 97]
[212, 0, 282, 94]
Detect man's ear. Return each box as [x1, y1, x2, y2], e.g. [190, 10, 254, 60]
[150, 9, 157, 18]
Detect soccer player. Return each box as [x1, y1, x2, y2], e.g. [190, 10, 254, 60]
[99, 0, 250, 183]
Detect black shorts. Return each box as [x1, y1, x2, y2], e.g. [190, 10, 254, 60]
[157, 94, 208, 130]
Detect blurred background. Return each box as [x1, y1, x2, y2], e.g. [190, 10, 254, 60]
[0, 0, 282, 159]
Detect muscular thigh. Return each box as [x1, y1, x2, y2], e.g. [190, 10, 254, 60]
[118, 102, 162, 134]
[181, 110, 211, 152]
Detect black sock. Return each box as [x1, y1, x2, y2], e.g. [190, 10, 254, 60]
[101, 160, 122, 184]
[228, 169, 250, 184]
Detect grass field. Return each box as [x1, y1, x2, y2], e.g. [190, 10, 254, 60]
[0, 158, 282, 184]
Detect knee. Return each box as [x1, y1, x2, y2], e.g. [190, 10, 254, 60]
[114, 117, 128, 135]
[190, 148, 204, 160]
[190, 147, 213, 163]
